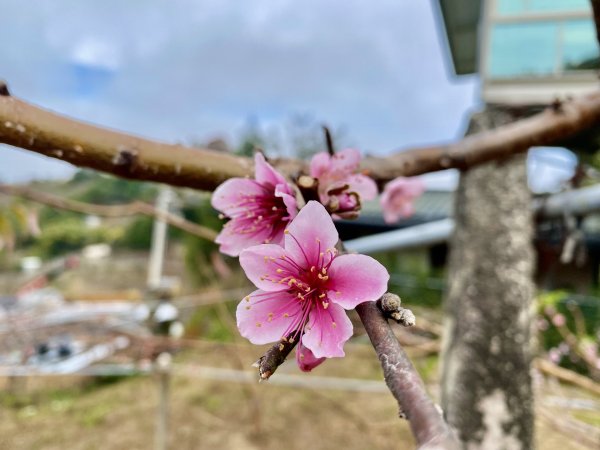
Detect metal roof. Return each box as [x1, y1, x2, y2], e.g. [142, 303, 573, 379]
[435, 0, 481, 75]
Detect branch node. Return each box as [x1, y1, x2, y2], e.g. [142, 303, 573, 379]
[0, 81, 10, 96]
[551, 97, 564, 113]
[378, 293, 416, 327]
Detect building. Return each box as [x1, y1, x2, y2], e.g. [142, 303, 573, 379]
[437, 0, 599, 105]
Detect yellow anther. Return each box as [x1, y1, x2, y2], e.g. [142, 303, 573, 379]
[318, 293, 326, 299]
[256, 322, 262, 328]
[332, 322, 337, 328]
[289, 337, 295, 344]
[299, 354, 305, 360]
[310, 266, 316, 272]
[283, 313, 290, 318]
[322, 267, 327, 274]
[272, 206, 278, 211]
[245, 306, 251, 310]
[336, 291, 342, 296]
[276, 268, 283, 273]
[284, 229, 290, 234]
[288, 278, 297, 286]
[279, 344, 285, 351]
[322, 301, 329, 309]
[319, 252, 324, 258]
[245, 296, 251, 302]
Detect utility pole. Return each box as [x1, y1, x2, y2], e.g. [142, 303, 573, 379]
[147, 187, 173, 290]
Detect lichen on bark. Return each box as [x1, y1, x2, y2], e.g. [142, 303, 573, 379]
[441, 108, 535, 449]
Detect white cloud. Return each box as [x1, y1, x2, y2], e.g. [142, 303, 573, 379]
[0, 0, 478, 182]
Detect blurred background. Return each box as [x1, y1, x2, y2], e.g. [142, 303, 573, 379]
[0, 0, 599, 449]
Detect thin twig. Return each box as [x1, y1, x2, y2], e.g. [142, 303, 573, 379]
[254, 333, 298, 380]
[0, 184, 217, 241]
[322, 125, 335, 156]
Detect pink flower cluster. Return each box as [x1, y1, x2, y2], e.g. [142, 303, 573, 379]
[211, 150, 399, 372]
[237, 201, 388, 370]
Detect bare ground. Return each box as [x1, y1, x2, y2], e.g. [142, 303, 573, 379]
[0, 341, 596, 450]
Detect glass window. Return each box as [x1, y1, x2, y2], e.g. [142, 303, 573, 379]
[562, 19, 600, 71]
[488, 18, 600, 78]
[489, 22, 558, 77]
[497, 0, 590, 15]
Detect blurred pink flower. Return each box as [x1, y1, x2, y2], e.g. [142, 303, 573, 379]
[536, 318, 549, 331]
[551, 313, 566, 328]
[236, 201, 389, 371]
[211, 153, 298, 256]
[380, 177, 425, 224]
[548, 348, 561, 364]
[310, 148, 377, 218]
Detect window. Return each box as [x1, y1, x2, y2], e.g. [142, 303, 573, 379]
[488, 18, 599, 78]
[497, 0, 590, 15]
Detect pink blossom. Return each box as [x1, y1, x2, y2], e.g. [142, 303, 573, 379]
[211, 153, 298, 256]
[236, 201, 389, 371]
[551, 313, 566, 328]
[548, 348, 561, 364]
[310, 148, 377, 218]
[380, 177, 425, 224]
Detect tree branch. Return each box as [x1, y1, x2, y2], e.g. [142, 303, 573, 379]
[0, 184, 217, 241]
[2, 91, 600, 190]
[356, 301, 457, 449]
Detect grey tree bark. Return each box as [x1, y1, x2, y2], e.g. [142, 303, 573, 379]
[441, 108, 535, 449]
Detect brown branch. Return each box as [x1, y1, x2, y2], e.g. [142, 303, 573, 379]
[254, 333, 298, 380]
[355, 301, 458, 449]
[534, 358, 600, 396]
[3, 91, 600, 191]
[0, 184, 217, 242]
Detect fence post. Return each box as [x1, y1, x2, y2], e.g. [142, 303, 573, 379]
[155, 352, 172, 450]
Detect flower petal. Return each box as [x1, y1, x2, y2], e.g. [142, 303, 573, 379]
[345, 174, 378, 201]
[215, 221, 273, 257]
[237, 289, 303, 345]
[330, 148, 360, 174]
[327, 254, 389, 309]
[301, 302, 353, 358]
[296, 340, 326, 372]
[211, 178, 265, 215]
[285, 201, 338, 266]
[239, 244, 292, 291]
[275, 184, 298, 220]
[309, 152, 331, 178]
[254, 153, 287, 187]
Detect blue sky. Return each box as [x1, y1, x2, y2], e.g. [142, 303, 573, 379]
[0, 0, 574, 192]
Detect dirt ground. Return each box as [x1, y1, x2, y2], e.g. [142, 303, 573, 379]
[0, 341, 596, 450]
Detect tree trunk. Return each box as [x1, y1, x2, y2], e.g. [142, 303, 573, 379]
[441, 108, 535, 449]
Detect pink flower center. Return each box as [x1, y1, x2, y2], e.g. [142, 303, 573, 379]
[225, 183, 291, 242]
[247, 230, 342, 343]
